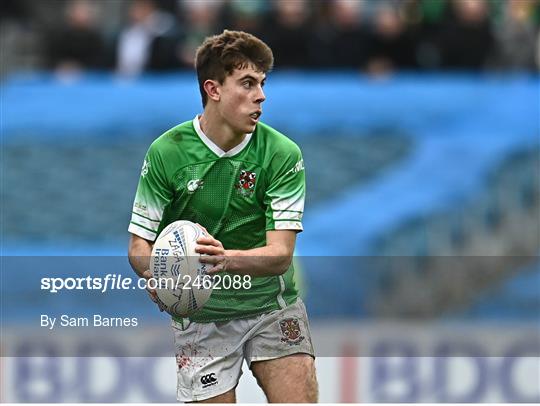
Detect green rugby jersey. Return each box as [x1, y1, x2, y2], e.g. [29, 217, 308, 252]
[128, 116, 305, 322]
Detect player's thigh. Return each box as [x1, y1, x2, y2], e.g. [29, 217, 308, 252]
[251, 353, 318, 403]
[173, 319, 246, 402]
[190, 388, 236, 403]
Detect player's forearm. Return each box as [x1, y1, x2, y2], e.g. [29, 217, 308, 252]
[128, 235, 153, 278]
[224, 245, 292, 277]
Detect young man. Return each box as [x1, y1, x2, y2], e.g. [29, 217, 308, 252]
[127, 30, 317, 403]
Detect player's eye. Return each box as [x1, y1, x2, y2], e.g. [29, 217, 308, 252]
[242, 81, 252, 89]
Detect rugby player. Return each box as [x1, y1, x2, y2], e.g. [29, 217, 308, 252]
[128, 30, 317, 403]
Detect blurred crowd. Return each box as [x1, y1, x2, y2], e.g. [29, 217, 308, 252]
[2, 0, 540, 77]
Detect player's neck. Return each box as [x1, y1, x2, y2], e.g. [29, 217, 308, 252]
[199, 111, 246, 153]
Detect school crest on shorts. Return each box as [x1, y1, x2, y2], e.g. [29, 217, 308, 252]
[279, 318, 305, 346]
[235, 169, 257, 197]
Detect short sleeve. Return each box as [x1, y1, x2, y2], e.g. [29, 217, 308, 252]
[264, 144, 305, 232]
[128, 144, 173, 241]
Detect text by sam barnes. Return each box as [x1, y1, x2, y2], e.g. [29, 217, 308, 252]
[41, 314, 138, 329]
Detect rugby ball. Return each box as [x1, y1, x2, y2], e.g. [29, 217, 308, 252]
[151, 220, 213, 317]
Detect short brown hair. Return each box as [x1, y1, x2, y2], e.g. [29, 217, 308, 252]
[195, 30, 274, 107]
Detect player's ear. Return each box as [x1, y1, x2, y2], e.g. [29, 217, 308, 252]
[203, 79, 220, 102]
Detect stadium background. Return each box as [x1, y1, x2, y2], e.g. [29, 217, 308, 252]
[1, 0, 539, 402]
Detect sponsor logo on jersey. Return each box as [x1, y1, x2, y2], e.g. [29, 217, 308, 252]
[200, 373, 218, 388]
[141, 159, 151, 177]
[187, 179, 204, 193]
[279, 317, 305, 346]
[134, 202, 146, 210]
[235, 169, 257, 197]
[285, 159, 304, 176]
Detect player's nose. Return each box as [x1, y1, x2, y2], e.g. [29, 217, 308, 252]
[255, 85, 265, 104]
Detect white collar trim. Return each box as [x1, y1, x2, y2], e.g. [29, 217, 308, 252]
[193, 115, 252, 158]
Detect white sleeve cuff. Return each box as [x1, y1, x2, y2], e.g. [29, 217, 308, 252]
[274, 221, 303, 231]
[128, 222, 157, 241]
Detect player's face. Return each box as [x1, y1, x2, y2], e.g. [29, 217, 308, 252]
[218, 65, 266, 135]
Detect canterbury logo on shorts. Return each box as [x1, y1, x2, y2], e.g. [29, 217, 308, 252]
[200, 373, 218, 388]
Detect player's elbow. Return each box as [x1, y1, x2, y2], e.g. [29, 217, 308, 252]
[272, 246, 294, 275]
[276, 256, 293, 275]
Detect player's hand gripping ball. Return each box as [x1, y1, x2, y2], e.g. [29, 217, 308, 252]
[151, 220, 213, 317]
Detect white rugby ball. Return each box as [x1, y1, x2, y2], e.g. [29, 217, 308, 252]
[151, 220, 213, 317]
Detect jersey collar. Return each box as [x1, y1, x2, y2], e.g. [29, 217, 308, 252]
[193, 115, 252, 158]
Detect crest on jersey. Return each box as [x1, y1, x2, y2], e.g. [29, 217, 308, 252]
[235, 169, 257, 197]
[279, 318, 305, 346]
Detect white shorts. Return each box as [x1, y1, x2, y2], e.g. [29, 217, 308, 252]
[172, 298, 314, 402]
